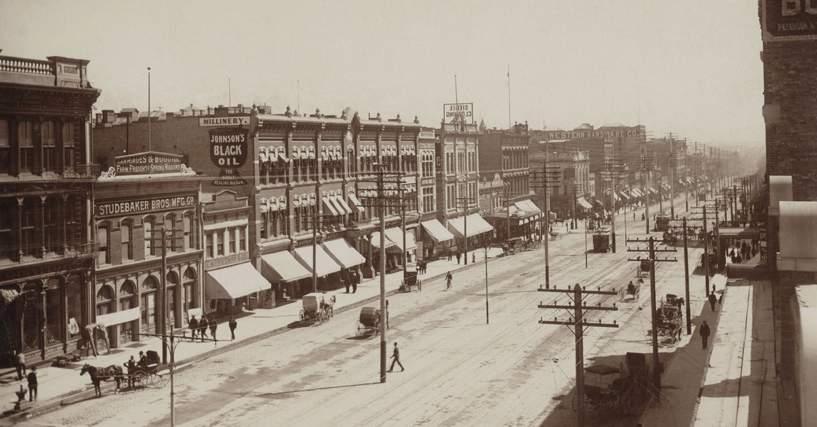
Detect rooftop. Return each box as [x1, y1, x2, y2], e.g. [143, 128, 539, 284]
[0, 52, 94, 90]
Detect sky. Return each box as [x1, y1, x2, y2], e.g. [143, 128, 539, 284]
[0, 0, 764, 148]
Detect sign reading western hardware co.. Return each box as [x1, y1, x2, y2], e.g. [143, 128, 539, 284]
[114, 151, 184, 176]
[96, 193, 197, 218]
[762, 0, 817, 41]
[209, 128, 248, 186]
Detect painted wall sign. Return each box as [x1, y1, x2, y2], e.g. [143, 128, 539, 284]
[209, 128, 248, 186]
[96, 193, 197, 218]
[443, 103, 474, 124]
[113, 151, 184, 176]
[762, 0, 817, 41]
[199, 116, 250, 127]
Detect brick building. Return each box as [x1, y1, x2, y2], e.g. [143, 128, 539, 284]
[0, 53, 100, 362]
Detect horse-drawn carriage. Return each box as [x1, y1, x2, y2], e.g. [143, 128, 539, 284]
[300, 292, 334, 324]
[662, 230, 678, 245]
[650, 294, 684, 344]
[399, 263, 421, 292]
[621, 280, 642, 302]
[577, 353, 653, 416]
[130, 350, 163, 387]
[356, 306, 381, 336]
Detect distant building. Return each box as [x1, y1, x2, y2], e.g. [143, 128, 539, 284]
[529, 143, 591, 219]
[0, 53, 100, 361]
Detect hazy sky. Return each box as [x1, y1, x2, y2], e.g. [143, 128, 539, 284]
[1, 0, 763, 147]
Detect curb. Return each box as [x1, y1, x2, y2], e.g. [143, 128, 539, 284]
[2, 255, 495, 422]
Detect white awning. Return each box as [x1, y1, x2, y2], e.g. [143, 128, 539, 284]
[370, 231, 397, 248]
[513, 199, 541, 218]
[96, 307, 140, 327]
[577, 197, 593, 210]
[385, 227, 417, 251]
[322, 238, 366, 269]
[448, 214, 494, 237]
[206, 263, 269, 300]
[322, 197, 340, 216]
[348, 193, 365, 213]
[293, 245, 342, 277]
[421, 219, 454, 243]
[333, 196, 353, 215]
[261, 251, 311, 283]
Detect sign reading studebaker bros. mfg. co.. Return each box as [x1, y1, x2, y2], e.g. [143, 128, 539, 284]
[762, 0, 817, 41]
[209, 128, 248, 186]
[96, 193, 197, 218]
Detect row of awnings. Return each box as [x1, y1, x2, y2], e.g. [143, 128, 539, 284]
[207, 238, 369, 300]
[357, 145, 417, 158]
[261, 193, 365, 214]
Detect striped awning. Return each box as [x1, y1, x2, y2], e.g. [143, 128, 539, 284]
[577, 197, 593, 210]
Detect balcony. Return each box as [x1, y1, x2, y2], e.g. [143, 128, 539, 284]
[0, 55, 56, 86]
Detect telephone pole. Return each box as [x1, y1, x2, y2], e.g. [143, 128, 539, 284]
[456, 196, 471, 265]
[627, 236, 677, 395]
[531, 158, 553, 289]
[538, 283, 618, 427]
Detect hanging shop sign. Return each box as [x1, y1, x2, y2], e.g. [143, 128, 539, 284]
[209, 128, 248, 186]
[762, 0, 817, 41]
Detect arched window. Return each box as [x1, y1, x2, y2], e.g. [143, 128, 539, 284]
[119, 280, 137, 342]
[120, 219, 133, 260]
[96, 222, 110, 265]
[144, 216, 155, 256]
[96, 285, 114, 315]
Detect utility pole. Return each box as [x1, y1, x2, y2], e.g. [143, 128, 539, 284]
[312, 180, 320, 293]
[584, 217, 588, 268]
[538, 283, 618, 427]
[457, 196, 470, 266]
[532, 160, 552, 289]
[627, 237, 677, 395]
[147, 66, 152, 152]
[359, 166, 407, 383]
[682, 217, 691, 335]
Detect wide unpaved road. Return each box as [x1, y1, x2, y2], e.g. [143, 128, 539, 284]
[25, 199, 699, 427]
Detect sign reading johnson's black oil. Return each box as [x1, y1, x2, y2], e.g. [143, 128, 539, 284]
[209, 128, 248, 186]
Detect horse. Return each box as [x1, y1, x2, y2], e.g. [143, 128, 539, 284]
[80, 364, 123, 397]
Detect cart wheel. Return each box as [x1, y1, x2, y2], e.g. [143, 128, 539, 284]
[134, 371, 146, 388]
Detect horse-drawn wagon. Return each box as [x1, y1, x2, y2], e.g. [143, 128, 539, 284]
[300, 292, 334, 324]
[399, 263, 421, 292]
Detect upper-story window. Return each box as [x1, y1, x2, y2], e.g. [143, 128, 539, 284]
[62, 122, 76, 171]
[165, 213, 177, 251]
[97, 223, 111, 265]
[41, 121, 56, 173]
[0, 119, 9, 174]
[18, 121, 33, 173]
[144, 216, 156, 257]
[184, 212, 195, 250]
[121, 219, 133, 260]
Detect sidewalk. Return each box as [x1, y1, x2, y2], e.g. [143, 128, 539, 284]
[638, 277, 778, 426]
[0, 247, 504, 419]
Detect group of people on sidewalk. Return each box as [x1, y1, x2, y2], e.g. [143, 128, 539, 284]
[187, 315, 238, 342]
[12, 351, 38, 407]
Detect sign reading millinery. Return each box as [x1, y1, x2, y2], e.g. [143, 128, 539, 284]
[114, 152, 184, 176]
[443, 103, 474, 124]
[199, 116, 250, 127]
[762, 0, 817, 41]
[96, 193, 197, 218]
[209, 128, 248, 186]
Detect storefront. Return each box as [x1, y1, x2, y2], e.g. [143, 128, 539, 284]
[419, 219, 454, 259]
[205, 263, 269, 313]
[261, 250, 312, 301]
[447, 214, 495, 253]
[292, 244, 343, 292]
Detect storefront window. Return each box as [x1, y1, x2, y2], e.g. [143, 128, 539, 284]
[65, 274, 83, 340]
[45, 279, 61, 345]
[22, 282, 42, 351]
[119, 281, 136, 343]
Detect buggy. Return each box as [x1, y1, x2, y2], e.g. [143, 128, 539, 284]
[399, 263, 421, 292]
[356, 306, 381, 336]
[649, 294, 684, 344]
[126, 350, 165, 388]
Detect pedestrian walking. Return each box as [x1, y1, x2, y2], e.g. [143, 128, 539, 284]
[15, 350, 26, 380]
[189, 315, 198, 340]
[471, 253, 475, 264]
[709, 292, 718, 312]
[352, 279, 358, 293]
[456, 252, 461, 264]
[343, 277, 350, 293]
[388, 342, 404, 372]
[445, 271, 453, 290]
[385, 299, 390, 329]
[229, 316, 237, 341]
[199, 316, 209, 342]
[447, 249, 452, 261]
[700, 320, 711, 350]
[26, 367, 37, 401]
[209, 319, 218, 342]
